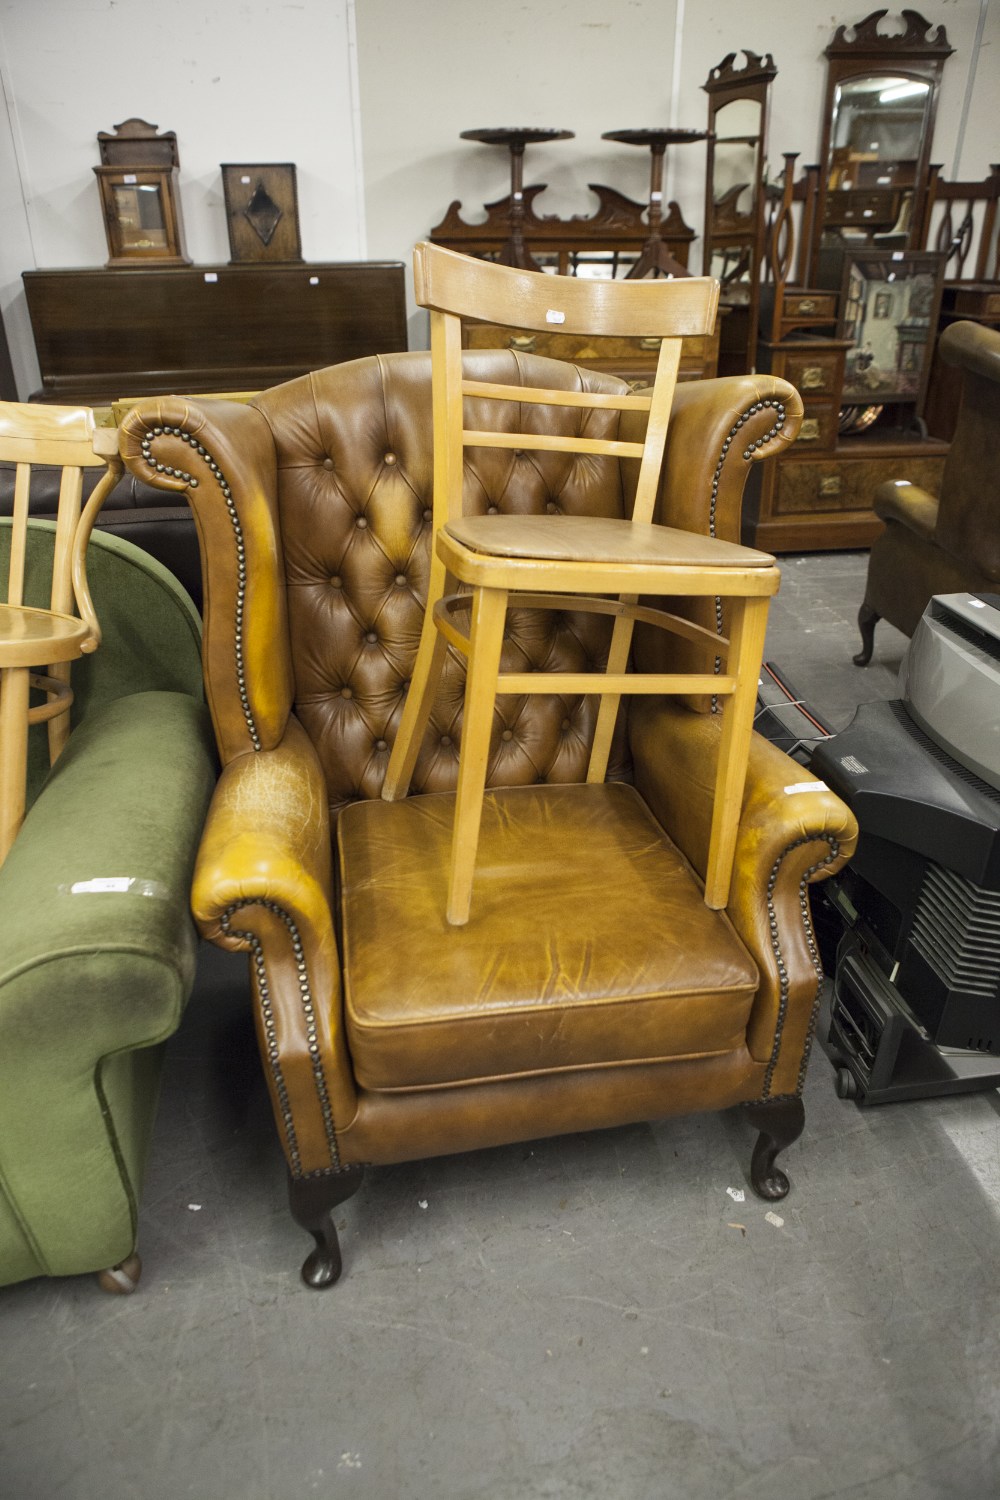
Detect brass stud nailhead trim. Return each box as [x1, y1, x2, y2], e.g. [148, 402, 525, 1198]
[141, 425, 260, 751]
[221, 898, 343, 1173]
[710, 398, 787, 703]
[761, 833, 840, 1098]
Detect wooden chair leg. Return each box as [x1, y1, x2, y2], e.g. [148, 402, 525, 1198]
[382, 601, 450, 803]
[447, 584, 508, 926]
[704, 595, 770, 909]
[586, 594, 637, 785]
[0, 664, 30, 866]
[46, 661, 73, 765]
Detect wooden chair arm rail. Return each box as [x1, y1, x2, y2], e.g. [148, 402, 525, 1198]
[70, 452, 125, 650]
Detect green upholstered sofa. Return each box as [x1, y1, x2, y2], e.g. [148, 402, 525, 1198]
[0, 521, 216, 1291]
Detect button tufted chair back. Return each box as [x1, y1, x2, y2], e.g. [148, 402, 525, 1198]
[250, 349, 636, 816]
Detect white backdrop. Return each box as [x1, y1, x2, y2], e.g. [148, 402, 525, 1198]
[0, 1, 996, 397]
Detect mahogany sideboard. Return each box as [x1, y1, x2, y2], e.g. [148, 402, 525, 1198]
[22, 262, 407, 404]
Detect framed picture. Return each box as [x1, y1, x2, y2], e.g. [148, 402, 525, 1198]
[221, 163, 302, 263]
[838, 251, 944, 407]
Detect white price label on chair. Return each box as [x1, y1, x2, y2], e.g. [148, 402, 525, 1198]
[546, 309, 566, 324]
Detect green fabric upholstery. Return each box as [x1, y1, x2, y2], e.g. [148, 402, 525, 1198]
[0, 519, 203, 806]
[0, 525, 215, 1288]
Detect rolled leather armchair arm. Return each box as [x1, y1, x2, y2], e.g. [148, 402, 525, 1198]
[659, 374, 804, 543]
[629, 699, 858, 1097]
[872, 478, 939, 537]
[192, 714, 359, 1174]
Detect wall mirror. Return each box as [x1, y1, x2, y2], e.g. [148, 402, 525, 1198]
[703, 50, 777, 374]
[809, 11, 953, 285]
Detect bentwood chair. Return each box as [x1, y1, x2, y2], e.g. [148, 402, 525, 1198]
[382, 244, 781, 924]
[0, 403, 122, 863]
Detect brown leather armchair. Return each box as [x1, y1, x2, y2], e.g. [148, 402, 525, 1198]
[854, 320, 1000, 665]
[120, 351, 856, 1287]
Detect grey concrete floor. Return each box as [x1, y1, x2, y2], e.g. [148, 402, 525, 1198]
[3, 553, 999, 1500]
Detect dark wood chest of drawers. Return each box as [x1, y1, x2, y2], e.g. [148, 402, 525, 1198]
[23, 262, 408, 404]
[462, 320, 720, 387]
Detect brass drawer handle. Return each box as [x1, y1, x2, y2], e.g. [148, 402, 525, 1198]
[509, 335, 536, 353]
[798, 418, 821, 443]
[819, 474, 842, 497]
[800, 366, 826, 390]
[795, 298, 817, 314]
[638, 336, 661, 350]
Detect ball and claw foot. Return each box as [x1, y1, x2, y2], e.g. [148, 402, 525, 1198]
[743, 1096, 805, 1202]
[288, 1165, 364, 1289]
[96, 1252, 142, 1295]
[853, 601, 879, 666]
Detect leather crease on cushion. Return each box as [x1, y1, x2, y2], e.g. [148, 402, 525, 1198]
[338, 782, 759, 1092]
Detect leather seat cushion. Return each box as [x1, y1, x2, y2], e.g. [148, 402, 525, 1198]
[338, 782, 759, 1091]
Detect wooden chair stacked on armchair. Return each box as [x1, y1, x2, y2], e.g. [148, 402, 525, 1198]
[119, 273, 857, 1288]
[385, 244, 780, 923]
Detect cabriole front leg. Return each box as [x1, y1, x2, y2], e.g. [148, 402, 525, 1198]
[288, 1165, 364, 1288]
[743, 1096, 805, 1201]
[853, 601, 879, 666]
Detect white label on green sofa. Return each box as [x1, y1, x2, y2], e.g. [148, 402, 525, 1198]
[65, 877, 169, 899]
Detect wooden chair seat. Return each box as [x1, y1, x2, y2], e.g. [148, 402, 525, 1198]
[443, 514, 775, 568]
[0, 604, 93, 666]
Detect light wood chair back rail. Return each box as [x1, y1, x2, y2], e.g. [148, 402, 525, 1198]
[0, 402, 122, 862]
[382, 242, 778, 924]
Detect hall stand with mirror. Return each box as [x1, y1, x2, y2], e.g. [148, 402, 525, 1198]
[807, 9, 952, 287]
[747, 9, 957, 552]
[702, 50, 777, 377]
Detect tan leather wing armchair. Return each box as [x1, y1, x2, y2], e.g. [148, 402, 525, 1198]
[120, 351, 856, 1287]
[855, 320, 1000, 665]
